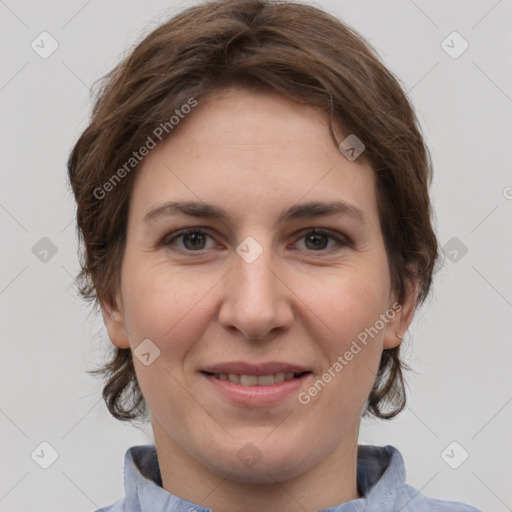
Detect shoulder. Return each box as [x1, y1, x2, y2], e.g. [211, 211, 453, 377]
[358, 445, 481, 512]
[395, 484, 482, 511]
[93, 500, 127, 512]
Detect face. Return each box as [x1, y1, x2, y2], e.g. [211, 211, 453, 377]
[104, 87, 415, 484]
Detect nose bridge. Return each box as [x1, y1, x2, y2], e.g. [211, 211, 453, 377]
[219, 234, 292, 339]
[236, 239, 275, 297]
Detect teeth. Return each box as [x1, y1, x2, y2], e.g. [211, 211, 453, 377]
[239, 374, 258, 386]
[257, 374, 275, 385]
[274, 372, 286, 383]
[212, 372, 305, 386]
[228, 373, 240, 384]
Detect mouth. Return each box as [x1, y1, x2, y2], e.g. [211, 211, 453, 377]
[199, 362, 313, 406]
[202, 370, 311, 386]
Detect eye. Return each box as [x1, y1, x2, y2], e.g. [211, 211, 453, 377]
[294, 229, 348, 252]
[163, 228, 217, 251]
[162, 227, 349, 254]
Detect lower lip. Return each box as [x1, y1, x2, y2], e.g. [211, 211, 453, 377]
[201, 372, 312, 407]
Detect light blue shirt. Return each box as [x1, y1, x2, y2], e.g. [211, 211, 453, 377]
[95, 444, 481, 511]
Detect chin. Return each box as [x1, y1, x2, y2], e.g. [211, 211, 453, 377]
[210, 453, 310, 484]
[197, 434, 325, 484]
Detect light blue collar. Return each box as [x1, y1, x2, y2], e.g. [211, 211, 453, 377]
[122, 444, 399, 511]
[112, 444, 479, 512]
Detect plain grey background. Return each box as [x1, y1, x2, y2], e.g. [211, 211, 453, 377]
[1, 0, 511, 511]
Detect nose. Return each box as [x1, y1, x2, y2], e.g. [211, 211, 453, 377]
[218, 240, 294, 341]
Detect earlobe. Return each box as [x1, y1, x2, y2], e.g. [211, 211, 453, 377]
[101, 295, 130, 349]
[383, 279, 419, 349]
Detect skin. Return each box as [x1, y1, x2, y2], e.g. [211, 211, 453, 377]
[103, 87, 417, 512]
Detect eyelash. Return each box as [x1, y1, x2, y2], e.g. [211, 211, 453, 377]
[162, 227, 350, 254]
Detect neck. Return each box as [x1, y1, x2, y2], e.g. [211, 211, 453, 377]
[152, 421, 361, 512]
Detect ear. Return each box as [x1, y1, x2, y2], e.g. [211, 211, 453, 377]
[383, 278, 419, 350]
[101, 293, 130, 349]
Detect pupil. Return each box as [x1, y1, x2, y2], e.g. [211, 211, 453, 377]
[184, 232, 205, 250]
[306, 233, 327, 250]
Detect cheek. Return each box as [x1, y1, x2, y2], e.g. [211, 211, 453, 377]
[302, 261, 390, 351]
[296, 262, 389, 410]
[120, 261, 215, 416]
[121, 259, 217, 357]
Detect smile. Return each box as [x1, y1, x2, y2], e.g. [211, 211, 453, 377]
[200, 363, 313, 406]
[206, 371, 309, 386]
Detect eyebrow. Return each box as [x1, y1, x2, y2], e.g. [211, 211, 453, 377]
[143, 200, 367, 226]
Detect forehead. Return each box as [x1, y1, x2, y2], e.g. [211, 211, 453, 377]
[129, 87, 378, 227]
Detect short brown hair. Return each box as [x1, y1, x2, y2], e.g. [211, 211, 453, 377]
[67, 0, 439, 423]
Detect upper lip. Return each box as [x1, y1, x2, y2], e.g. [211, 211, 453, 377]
[201, 362, 311, 376]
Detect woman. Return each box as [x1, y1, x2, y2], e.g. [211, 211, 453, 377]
[67, 0, 481, 510]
